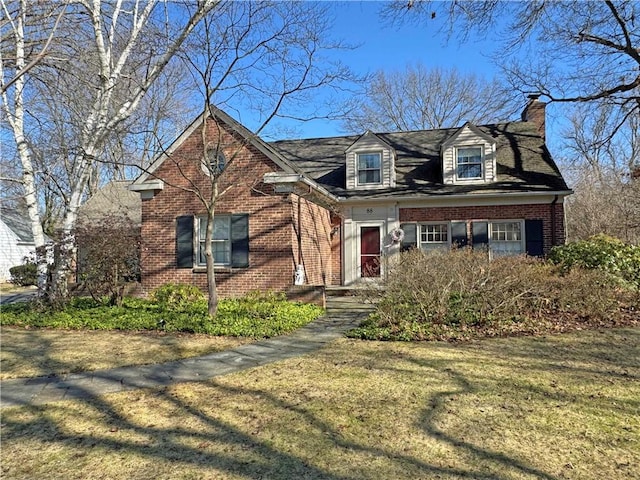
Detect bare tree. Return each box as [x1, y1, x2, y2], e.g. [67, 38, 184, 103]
[21, 57, 196, 234]
[561, 104, 640, 243]
[386, 1, 639, 138]
[342, 64, 517, 133]
[0, 0, 60, 292]
[159, 1, 356, 316]
[1, 0, 217, 303]
[0, 0, 67, 94]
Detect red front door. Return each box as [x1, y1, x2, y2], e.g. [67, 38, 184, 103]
[360, 226, 381, 277]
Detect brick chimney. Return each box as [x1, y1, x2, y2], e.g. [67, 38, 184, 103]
[521, 93, 546, 140]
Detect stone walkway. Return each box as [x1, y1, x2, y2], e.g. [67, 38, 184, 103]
[0, 288, 37, 305]
[0, 297, 373, 408]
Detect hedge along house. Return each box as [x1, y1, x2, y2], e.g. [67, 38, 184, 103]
[130, 95, 571, 299]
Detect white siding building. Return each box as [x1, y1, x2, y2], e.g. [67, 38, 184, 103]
[0, 209, 38, 282]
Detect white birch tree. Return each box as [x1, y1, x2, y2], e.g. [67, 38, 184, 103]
[1, 0, 217, 302]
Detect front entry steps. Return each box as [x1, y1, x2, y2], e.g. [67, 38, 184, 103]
[325, 287, 378, 317]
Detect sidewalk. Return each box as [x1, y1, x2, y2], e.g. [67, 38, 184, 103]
[0, 307, 369, 409]
[0, 287, 37, 305]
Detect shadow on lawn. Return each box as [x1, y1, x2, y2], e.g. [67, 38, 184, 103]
[3, 329, 639, 478]
[1, 378, 556, 480]
[0, 329, 65, 379]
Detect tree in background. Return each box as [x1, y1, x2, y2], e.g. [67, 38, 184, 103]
[386, 0, 640, 243]
[1, 0, 217, 303]
[561, 104, 639, 243]
[387, 1, 638, 130]
[343, 64, 517, 133]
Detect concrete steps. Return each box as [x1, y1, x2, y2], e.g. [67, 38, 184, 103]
[324, 287, 377, 317]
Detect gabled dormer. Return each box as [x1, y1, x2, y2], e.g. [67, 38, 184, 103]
[345, 131, 396, 190]
[441, 122, 497, 185]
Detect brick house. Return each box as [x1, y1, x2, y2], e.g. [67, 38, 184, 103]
[130, 95, 571, 300]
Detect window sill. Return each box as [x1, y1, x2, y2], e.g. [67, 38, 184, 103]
[451, 177, 491, 185]
[352, 183, 388, 190]
[192, 266, 233, 273]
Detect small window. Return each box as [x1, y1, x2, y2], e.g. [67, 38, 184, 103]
[419, 223, 449, 252]
[199, 216, 231, 265]
[457, 147, 483, 179]
[204, 148, 226, 175]
[357, 152, 381, 185]
[490, 221, 523, 257]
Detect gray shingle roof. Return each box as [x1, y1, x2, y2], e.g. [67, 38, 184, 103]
[0, 208, 36, 243]
[270, 121, 569, 200]
[78, 180, 141, 225]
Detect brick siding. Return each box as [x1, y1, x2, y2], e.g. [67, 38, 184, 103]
[291, 194, 334, 286]
[140, 117, 335, 297]
[399, 202, 565, 254]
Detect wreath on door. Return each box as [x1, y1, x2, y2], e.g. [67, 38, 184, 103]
[389, 227, 405, 244]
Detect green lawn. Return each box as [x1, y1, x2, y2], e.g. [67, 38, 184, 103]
[2, 328, 638, 479]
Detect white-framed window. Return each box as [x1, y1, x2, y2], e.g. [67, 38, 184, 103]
[489, 221, 524, 257]
[198, 216, 231, 265]
[456, 146, 483, 179]
[357, 152, 382, 185]
[419, 223, 450, 252]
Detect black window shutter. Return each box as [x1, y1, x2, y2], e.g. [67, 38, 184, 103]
[176, 216, 194, 268]
[471, 221, 489, 248]
[451, 222, 468, 248]
[231, 214, 249, 268]
[400, 223, 417, 251]
[525, 219, 544, 257]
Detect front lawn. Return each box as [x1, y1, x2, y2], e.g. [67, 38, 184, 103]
[1, 328, 638, 479]
[0, 327, 250, 380]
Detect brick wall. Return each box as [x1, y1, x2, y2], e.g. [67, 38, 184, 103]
[140, 117, 301, 296]
[399, 202, 565, 254]
[291, 194, 334, 286]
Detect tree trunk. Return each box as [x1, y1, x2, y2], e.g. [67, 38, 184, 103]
[205, 207, 218, 317]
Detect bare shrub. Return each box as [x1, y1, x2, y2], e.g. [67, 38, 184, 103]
[356, 248, 632, 341]
[75, 216, 141, 306]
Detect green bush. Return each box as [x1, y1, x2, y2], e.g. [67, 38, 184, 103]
[348, 248, 633, 341]
[152, 283, 206, 310]
[9, 261, 37, 286]
[549, 234, 640, 289]
[0, 290, 323, 338]
[213, 291, 322, 337]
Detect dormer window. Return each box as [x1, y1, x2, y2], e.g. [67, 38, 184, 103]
[357, 152, 382, 185]
[456, 146, 483, 180]
[345, 132, 395, 190]
[442, 123, 496, 185]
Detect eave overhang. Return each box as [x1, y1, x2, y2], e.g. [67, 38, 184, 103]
[337, 189, 574, 205]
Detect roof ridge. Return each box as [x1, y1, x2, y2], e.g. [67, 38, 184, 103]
[269, 121, 530, 144]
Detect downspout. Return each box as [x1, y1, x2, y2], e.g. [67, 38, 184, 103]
[292, 195, 305, 286]
[550, 195, 558, 248]
[297, 195, 302, 266]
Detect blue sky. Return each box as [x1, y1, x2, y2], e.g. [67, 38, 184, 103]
[270, 0, 506, 139]
[329, 1, 497, 75]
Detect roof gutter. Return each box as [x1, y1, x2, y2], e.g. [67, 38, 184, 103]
[263, 172, 340, 204]
[336, 189, 574, 204]
[129, 180, 164, 199]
